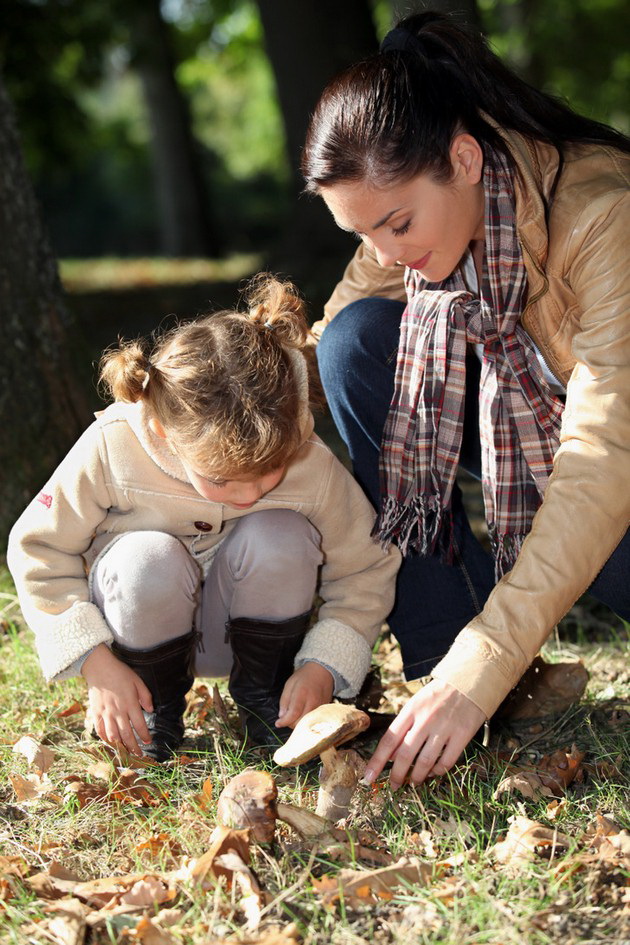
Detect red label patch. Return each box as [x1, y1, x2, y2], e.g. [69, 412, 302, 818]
[37, 492, 53, 509]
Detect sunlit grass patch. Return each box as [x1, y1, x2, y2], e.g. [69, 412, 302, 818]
[59, 253, 262, 293]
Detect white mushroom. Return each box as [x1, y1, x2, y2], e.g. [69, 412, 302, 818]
[273, 703, 370, 821]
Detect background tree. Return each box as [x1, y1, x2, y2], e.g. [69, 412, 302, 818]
[0, 74, 91, 544]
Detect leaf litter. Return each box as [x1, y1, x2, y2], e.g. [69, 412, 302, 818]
[2, 626, 629, 943]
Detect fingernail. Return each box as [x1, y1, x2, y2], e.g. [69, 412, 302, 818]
[362, 767, 375, 785]
[390, 780, 401, 792]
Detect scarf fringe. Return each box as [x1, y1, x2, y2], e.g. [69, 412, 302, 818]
[490, 528, 527, 580]
[373, 494, 455, 562]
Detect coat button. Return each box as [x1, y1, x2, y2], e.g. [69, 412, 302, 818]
[194, 521, 213, 532]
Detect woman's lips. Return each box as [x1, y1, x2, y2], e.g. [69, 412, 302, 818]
[407, 252, 431, 270]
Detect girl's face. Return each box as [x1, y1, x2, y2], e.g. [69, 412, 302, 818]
[182, 462, 286, 509]
[320, 133, 485, 283]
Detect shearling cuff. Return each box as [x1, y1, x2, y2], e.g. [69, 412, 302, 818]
[294, 618, 372, 698]
[35, 601, 113, 682]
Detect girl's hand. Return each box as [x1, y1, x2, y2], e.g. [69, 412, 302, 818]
[363, 678, 486, 789]
[276, 662, 334, 729]
[82, 644, 154, 757]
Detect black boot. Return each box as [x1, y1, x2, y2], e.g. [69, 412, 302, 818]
[227, 612, 311, 748]
[111, 629, 198, 762]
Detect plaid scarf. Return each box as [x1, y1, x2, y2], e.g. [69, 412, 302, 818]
[374, 148, 565, 578]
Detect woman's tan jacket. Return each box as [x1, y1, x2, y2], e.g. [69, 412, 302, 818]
[8, 388, 400, 697]
[315, 130, 630, 718]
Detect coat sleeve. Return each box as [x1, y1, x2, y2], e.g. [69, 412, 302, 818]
[293, 441, 401, 696]
[432, 190, 630, 717]
[7, 421, 116, 681]
[311, 243, 408, 340]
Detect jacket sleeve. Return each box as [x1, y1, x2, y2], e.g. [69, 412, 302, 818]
[294, 441, 401, 696]
[7, 421, 116, 682]
[432, 190, 630, 717]
[311, 243, 408, 340]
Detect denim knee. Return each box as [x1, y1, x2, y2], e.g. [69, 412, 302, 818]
[317, 297, 403, 387]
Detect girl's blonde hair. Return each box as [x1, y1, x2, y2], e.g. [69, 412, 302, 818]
[99, 275, 318, 477]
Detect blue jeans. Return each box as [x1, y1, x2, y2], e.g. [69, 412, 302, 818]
[317, 298, 630, 679]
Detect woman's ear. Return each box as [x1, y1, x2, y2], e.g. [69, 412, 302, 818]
[450, 133, 484, 185]
[148, 417, 167, 438]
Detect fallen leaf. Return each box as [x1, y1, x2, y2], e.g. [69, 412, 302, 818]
[125, 913, 179, 944]
[9, 771, 55, 803]
[12, 735, 55, 773]
[213, 851, 264, 931]
[57, 700, 84, 718]
[537, 744, 585, 793]
[496, 657, 589, 720]
[546, 798, 568, 820]
[494, 770, 555, 801]
[312, 856, 432, 907]
[193, 776, 213, 811]
[191, 825, 251, 888]
[39, 898, 87, 945]
[491, 816, 572, 869]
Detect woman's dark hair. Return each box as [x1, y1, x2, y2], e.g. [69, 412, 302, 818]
[302, 10, 630, 191]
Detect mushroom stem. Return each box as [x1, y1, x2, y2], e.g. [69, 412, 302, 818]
[316, 747, 366, 821]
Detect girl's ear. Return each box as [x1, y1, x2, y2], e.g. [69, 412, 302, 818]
[148, 417, 167, 438]
[450, 133, 484, 185]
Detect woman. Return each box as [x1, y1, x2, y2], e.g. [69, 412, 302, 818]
[302, 10, 630, 788]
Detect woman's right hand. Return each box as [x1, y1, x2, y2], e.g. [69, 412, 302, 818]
[81, 644, 154, 757]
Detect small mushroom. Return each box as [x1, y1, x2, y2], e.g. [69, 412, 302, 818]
[273, 703, 370, 821]
[216, 768, 278, 845]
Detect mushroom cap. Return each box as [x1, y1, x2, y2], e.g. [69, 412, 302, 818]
[273, 703, 370, 767]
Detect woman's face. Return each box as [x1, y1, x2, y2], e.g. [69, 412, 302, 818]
[320, 134, 485, 283]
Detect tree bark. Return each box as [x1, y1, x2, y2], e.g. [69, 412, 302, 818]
[255, 0, 379, 263]
[125, 0, 219, 257]
[0, 73, 91, 545]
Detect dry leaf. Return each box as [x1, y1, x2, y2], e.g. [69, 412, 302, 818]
[193, 776, 214, 811]
[119, 875, 176, 907]
[12, 735, 55, 773]
[491, 816, 571, 869]
[57, 700, 84, 718]
[494, 770, 555, 801]
[191, 825, 251, 888]
[496, 657, 589, 720]
[312, 856, 432, 907]
[213, 851, 264, 931]
[537, 744, 585, 793]
[39, 899, 87, 945]
[277, 802, 389, 866]
[10, 771, 55, 803]
[125, 914, 178, 944]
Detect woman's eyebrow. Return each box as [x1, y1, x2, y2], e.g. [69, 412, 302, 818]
[372, 207, 403, 229]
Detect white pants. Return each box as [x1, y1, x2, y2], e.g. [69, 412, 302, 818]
[90, 509, 323, 677]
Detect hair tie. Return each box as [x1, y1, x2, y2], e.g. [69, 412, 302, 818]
[141, 361, 152, 391]
[263, 320, 276, 331]
[380, 27, 428, 60]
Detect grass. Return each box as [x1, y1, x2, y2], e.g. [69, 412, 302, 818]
[59, 255, 263, 293]
[0, 561, 628, 945]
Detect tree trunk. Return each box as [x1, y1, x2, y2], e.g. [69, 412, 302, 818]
[0, 74, 91, 545]
[126, 0, 219, 257]
[255, 0, 379, 264]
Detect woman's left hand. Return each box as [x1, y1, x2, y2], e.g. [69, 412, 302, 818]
[276, 662, 334, 728]
[364, 678, 486, 789]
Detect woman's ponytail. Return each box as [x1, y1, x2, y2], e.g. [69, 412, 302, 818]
[302, 10, 630, 192]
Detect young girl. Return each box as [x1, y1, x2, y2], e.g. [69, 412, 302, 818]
[302, 11, 630, 787]
[8, 276, 400, 761]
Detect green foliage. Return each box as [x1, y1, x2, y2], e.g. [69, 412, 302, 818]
[480, 0, 630, 131]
